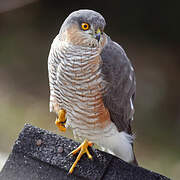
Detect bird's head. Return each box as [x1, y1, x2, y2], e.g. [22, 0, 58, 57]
[59, 9, 106, 48]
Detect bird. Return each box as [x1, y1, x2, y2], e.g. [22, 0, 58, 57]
[48, 9, 137, 173]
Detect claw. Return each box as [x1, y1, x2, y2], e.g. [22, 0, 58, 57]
[55, 109, 66, 132]
[68, 139, 93, 174]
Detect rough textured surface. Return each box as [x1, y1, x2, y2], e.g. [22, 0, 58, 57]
[0, 124, 171, 180]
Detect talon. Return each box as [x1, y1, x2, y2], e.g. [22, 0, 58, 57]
[55, 109, 66, 132]
[68, 139, 93, 174]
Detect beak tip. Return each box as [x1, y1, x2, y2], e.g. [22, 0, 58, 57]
[95, 34, 101, 42]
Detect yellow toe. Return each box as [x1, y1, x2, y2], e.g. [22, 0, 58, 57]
[68, 139, 93, 174]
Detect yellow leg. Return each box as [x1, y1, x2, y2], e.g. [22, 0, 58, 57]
[55, 109, 66, 132]
[68, 139, 93, 174]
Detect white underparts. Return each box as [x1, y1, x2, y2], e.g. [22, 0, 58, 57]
[98, 130, 134, 163]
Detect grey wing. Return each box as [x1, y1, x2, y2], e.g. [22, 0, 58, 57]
[101, 36, 136, 134]
[48, 38, 61, 113]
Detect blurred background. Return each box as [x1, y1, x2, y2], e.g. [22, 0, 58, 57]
[0, 0, 180, 179]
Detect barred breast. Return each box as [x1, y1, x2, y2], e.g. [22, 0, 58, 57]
[48, 36, 117, 141]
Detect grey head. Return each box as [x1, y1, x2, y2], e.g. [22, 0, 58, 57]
[59, 9, 107, 47]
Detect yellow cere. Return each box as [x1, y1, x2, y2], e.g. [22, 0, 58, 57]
[96, 28, 101, 34]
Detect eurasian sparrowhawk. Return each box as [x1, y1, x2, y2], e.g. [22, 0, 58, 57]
[48, 9, 137, 173]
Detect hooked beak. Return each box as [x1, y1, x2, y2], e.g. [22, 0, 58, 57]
[95, 28, 101, 42]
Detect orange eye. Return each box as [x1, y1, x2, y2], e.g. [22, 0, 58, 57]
[81, 23, 90, 30]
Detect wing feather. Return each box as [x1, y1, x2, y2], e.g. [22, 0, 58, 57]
[101, 36, 136, 134]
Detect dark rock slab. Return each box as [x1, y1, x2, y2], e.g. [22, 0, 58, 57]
[0, 124, 171, 180]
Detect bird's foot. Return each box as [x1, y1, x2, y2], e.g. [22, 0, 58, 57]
[68, 139, 93, 174]
[55, 109, 66, 132]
